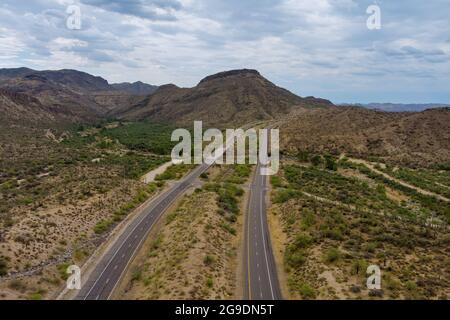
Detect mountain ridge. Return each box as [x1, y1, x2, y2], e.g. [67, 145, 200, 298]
[111, 69, 334, 127]
[0, 68, 156, 124]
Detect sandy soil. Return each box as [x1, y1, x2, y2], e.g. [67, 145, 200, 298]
[141, 161, 173, 184]
[348, 158, 449, 202]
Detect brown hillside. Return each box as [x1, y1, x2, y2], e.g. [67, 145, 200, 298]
[280, 106, 450, 166]
[0, 68, 155, 125]
[111, 69, 333, 127]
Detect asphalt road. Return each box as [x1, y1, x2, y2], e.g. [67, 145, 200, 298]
[244, 164, 282, 300]
[75, 163, 210, 300]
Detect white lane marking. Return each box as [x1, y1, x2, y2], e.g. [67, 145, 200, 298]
[105, 278, 110, 284]
[259, 176, 275, 300]
[105, 164, 211, 300]
[114, 265, 118, 270]
[84, 182, 182, 300]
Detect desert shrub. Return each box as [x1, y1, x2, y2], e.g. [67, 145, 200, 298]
[150, 236, 163, 252]
[206, 278, 213, 288]
[234, 164, 251, 178]
[273, 189, 298, 203]
[270, 176, 283, 188]
[156, 164, 191, 181]
[0, 258, 8, 276]
[310, 155, 322, 167]
[298, 283, 316, 299]
[221, 223, 236, 235]
[296, 151, 309, 162]
[93, 219, 112, 234]
[405, 280, 417, 291]
[300, 209, 315, 229]
[351, 259, 368, 276]
[100, 121, 177, 155]
[324, 155, 337, 171]
[293, 233, 313, 249]
[28, 292, 42, 300]
[203, 255, 215, 266]
[324, 247, 341, 263]
[131, 267, 142, 282]
[285, 245, 306, 267]
[218, 189, 239, 214]
[56, 263, 71, 280]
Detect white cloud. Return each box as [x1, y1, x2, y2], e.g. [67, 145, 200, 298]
[0, 0, 449, 102]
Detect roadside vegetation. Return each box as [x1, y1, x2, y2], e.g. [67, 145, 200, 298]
[120, 164, 253, 299]
[0, 121, 176, 298]
[269, 154, 449, 300]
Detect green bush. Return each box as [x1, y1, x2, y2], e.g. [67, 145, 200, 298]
[324, 247, 341, 263]
[293, 233, 313, 249]
[310, 155, 322, 167]
[270, 176, 283, 188]
[285, 245, 306, 267]
[351, 259, 368, 276]
[206, 278, 213, 288]
[100, 122, 177, 155]
[93, 219, 112, 234]
[299, 283, 316, 299]
[28, 292, 42, 300]
[221, 223, 236, 235]
[324, 155, 337, 171]
[203, 255, 215, 266]
[218, 189, 239, 214]
[273, 189, 298, 203]
[56, 263, 71, 280]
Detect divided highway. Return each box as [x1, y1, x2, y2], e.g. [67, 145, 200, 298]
[75, 163, 210, 300]
[73, 128, 281, 300]
[244, 164, 282, 300]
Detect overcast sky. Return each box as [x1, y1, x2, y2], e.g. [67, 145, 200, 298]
[1, 0, 449, 103]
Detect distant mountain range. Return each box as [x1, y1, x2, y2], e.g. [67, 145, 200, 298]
[112, 69, 333, 127]
[111, 81, 158, 95]
[0, 67, 156, 124]
[1, 66, 449, 165]
[342, 102, 450, 112]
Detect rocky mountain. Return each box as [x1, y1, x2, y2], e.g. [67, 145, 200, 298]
[280, 106, 450, 166]
[111, 69, 333, 127]
[111, 81, 158, 95]
[0, 88, 58, 124]
[0, 68, 154, 125]
[343, 102, 450, 112]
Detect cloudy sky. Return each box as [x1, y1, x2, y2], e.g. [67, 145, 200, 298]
[1, 0, 449, 103]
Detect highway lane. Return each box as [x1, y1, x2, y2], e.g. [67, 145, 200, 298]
[75, 163, 210, 300]
[244, 163, 282, 300]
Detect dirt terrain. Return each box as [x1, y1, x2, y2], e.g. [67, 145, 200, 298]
[268, 156, 449, 300]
